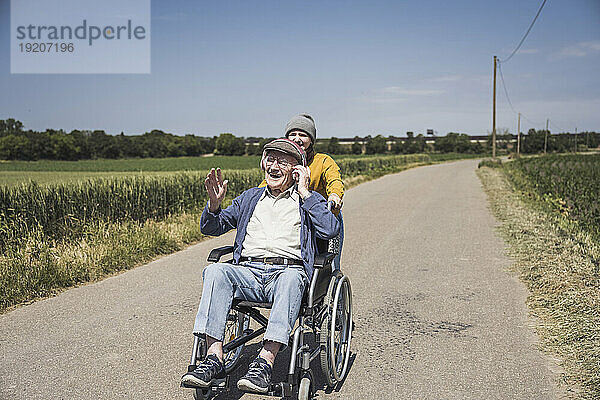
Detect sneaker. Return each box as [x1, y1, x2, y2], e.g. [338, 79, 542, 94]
[236, 356, 272, 393]
[181, 354, 225, 388]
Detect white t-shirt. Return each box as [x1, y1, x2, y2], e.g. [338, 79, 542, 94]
[241, 186, 302, 260]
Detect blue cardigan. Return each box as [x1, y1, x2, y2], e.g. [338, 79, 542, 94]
[200, 186, 340, 280]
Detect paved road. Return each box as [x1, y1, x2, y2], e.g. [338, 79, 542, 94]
[0, 159, 561, 400]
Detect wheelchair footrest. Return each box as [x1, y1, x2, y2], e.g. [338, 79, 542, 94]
[180, 376, 228, 390]
[211, 377, 228, 389]
[239, 382, 292, 397]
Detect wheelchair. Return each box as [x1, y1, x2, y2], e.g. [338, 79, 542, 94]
[182, 237, 353, 400]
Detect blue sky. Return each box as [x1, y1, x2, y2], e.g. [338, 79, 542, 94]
[1, 0, 599, 138]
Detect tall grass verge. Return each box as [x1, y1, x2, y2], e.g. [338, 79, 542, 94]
[478, 165, 600, 399]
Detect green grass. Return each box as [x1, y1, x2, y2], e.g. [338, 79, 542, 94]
[0, 170, 185, 186]
[0, 153, 377, 175]
[0, 155, 264, 186]
[0, 155, 262, 172]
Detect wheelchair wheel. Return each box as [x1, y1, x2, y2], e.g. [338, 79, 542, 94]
[222, 310, 250, 372]
[298, 376, 314, 400]
[319, 273, 353, 387]
[193, 388, 212, 400]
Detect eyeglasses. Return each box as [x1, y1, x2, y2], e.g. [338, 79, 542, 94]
[265, 155, 293, 168]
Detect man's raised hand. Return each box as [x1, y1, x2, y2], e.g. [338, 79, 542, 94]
[205, 168, 228, 212]
[293, 165, 311, 200]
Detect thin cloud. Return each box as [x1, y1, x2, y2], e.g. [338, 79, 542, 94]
[428, 74, 491, 84]
[580, 41, 600, 51]
[517, 48, 539, 55]
[552, 41, 600, 59]
[368, 97, 407, 104]
[519, 73, 534, 79]
[381, 86, 444, 96]
[467, 75, 489, 83]
[428, 75, 462, 82]
[359, 86, 445, 104]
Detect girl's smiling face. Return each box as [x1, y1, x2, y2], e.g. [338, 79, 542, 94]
[286, 130, 312, 151]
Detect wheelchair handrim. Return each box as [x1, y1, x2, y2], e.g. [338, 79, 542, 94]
[330, 275, 353, 382]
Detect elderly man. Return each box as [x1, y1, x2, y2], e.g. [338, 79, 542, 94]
[181, 138, 340, 393]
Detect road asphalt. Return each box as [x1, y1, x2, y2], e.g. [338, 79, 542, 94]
[0, 159, 562, 399]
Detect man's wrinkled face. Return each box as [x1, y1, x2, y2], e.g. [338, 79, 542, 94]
[264, 150, 298, 192]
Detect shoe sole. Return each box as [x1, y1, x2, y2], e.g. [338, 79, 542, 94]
[181, 374, 211, 388]
[237, 378, 268, 393]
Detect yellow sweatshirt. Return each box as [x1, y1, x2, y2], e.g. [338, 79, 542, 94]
[260, 153, 344, 209]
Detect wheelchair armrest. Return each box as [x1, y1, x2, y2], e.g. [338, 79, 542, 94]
[314, 252, 336, 269]
[207, 246, 234, 262]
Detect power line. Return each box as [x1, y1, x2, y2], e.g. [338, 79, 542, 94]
[497, 61, 517, 114]
[548, 120, 568, 133]
[500, 0, 548, 63]
[498, 60, 570, 133]
[521, 113, 541, 127]
[491, 0, 576, 138]
[498, 62, 552, 129]
[496, 62, 558, 131]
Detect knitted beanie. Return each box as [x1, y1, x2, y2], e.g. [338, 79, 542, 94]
[284, 114, 317, 144]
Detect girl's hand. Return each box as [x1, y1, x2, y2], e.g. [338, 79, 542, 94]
[328, 193, 343, 212]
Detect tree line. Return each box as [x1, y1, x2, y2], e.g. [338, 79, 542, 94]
[519, 129, 600, 153]
[0, 119, 215, 161]
[0, 119, 598, 161]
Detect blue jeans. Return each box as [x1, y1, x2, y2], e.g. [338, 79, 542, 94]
[193, 262, 308, 346]
[332, 212, 344, 271]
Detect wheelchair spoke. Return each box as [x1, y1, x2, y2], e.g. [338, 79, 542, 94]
[221, 311, 249, 371]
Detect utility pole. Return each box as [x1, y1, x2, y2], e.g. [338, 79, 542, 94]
[492, 56, 497, 159]
[544, 118, 549, 154]
[517, 112, 521, 157]
[575, 127, 578, 152]
[586, 129, 589, 149]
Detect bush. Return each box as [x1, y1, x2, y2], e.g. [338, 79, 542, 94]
[478, 158, 502, 168]
[215, 133, 245, 156]
[351, 138, 362, 154]
[365, 135, 387, 154]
